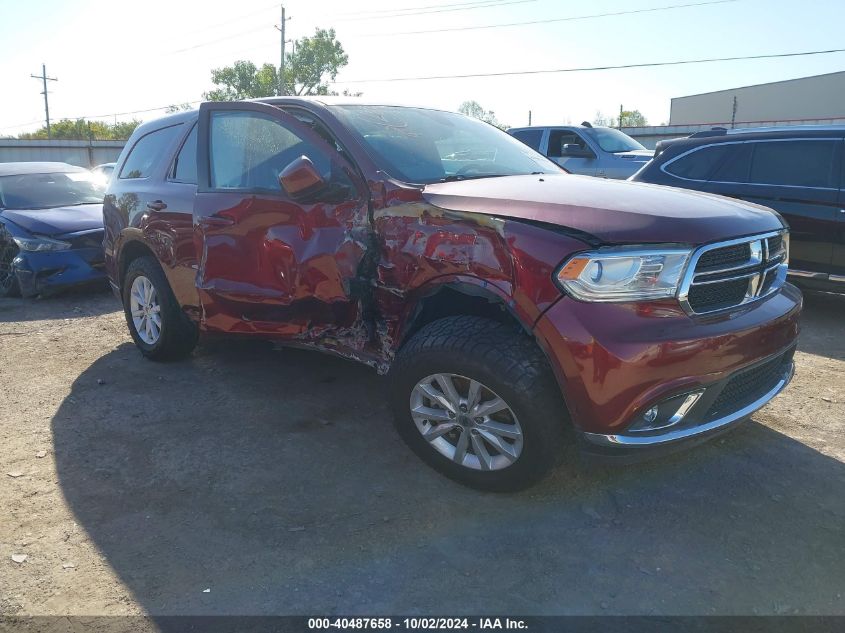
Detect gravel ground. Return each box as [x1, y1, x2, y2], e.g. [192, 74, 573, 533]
[1, 286, 843, 618]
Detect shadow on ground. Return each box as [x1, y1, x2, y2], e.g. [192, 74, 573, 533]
[0, 284, 115, 323]
[51, 333, 845, 617]
[797, 291, 845, 362]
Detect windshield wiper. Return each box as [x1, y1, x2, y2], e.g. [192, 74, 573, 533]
[438, 174, 510, 183]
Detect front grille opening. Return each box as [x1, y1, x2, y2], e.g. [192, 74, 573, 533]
[767, 234, 783, 255]
[706, 351, 792, 419]
[696, 243, 751, 271]
[688, 278, 748, 312]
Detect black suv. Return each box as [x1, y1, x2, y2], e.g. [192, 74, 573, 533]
[631, 126, 845, 293]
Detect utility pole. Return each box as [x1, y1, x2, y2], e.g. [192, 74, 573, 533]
[30, 64, 57, 139]
[619, 104, 623, 130]
[528, 110, 532, 126]
[731, 95, 738, 129]
[274, 5, 292, 96]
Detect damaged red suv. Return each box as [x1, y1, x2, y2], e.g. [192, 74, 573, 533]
[103, 99, 800, 490]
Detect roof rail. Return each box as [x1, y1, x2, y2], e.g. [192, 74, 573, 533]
[690, 128, 728, 138]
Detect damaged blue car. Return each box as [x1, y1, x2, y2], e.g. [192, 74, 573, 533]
[0, 162, 107, 297]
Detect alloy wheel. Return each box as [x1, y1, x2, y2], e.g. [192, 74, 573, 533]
[409, 373, 524, 471]
[130, 275, 162, 345]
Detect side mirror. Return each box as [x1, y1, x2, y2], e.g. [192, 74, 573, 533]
[561, 144, 594, 158]
[278, 156, 326, 200]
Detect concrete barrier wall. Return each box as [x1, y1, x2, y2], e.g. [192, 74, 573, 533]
[0, 140, 126, 168]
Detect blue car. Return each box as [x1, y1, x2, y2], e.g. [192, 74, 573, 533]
[0, 162, 107, 297]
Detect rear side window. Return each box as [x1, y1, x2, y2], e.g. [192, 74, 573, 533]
[548, 130, 587, 157]
[512, 129, 544, 152]
[749, 140, 838, 188]
[664, 144, 730, 180]
[119, 125, 181, 179]
[710, 143, 753, 183]
[172, 124, 198, 184]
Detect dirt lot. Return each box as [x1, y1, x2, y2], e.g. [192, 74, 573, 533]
[1, 287, 843, 617]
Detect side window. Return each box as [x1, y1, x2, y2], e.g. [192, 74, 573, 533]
[512, 129, 544, 152]
[664, 144, 730, 180]
[119, 126, 181, 179]
[547, 130, 587, 157]
[709, 143, 753, 183]
[171, 124, 198, 184]
[209, 111, 332, 191]
[749, 140, 838, 188]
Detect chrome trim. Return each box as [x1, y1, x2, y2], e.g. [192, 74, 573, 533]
[582, 362, 794, 448]
[677, 230, 788, 316]
[829, 274, 845, 283]
[788, 269, 828, 280]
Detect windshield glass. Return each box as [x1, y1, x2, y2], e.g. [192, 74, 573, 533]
[332, 105, 562, 184]
[589, 127, 646, 153]
[0, 171, 105, 209]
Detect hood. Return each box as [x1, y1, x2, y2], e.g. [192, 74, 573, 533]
[0, 203, 103, 236]
[421, 174, 784, 245]
[614, 149, 654, 160]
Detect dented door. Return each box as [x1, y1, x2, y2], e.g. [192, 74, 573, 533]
[194, 101, 371, 344]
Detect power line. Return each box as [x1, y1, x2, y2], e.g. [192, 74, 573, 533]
[331, 47, 845, 83]
[334, 0, 536, 21]
[334, 0, 528, 17]
[357, 0, 737, 37]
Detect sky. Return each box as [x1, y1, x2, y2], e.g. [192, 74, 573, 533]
[1, 0, 843, 136]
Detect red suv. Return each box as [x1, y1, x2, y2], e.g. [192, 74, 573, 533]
[103, 99, 801, 490]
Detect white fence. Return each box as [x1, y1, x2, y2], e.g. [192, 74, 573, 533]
[0, 139, 126, 168]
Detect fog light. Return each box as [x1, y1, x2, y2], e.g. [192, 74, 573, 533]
[628, 391, 704, 433]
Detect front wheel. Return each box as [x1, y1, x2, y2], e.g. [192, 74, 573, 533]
[0, 238, 21, 298]
[388, 316, 568, 491]
[122, 255, 198, 361]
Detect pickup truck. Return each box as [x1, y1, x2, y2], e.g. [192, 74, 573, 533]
[103, 98, 800, 490]
[509, 123, 654, 179]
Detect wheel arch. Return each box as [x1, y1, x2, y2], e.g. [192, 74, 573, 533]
[118, 238, 158, 288]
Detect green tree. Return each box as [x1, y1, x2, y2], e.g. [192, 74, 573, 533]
[205, 28, 349, 100]
[166, 103, 194, 113]
[617, 110, 647, 127]
[204, 61, 280, 101]
[457, 100, 508, 130]
[18, 118, 141, 140]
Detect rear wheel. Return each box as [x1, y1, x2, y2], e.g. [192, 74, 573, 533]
[0, 238, 20, 298]
[122, 256, 198, 360]
[388, 316, 568, 491]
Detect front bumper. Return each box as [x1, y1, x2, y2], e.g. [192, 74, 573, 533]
[13, 247, 107, 297]
[581, 349, 794, 451]
[533, 283, 802, 446]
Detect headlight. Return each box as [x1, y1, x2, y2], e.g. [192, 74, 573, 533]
[556, 247, 691, 302]
[13, 236, 72, 252]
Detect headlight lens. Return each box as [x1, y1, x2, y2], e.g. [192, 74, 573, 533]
[556, 247, 692, 302]
[13, 236, 72, 252]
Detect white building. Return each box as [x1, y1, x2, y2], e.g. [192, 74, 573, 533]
[669, 71, 845, 126]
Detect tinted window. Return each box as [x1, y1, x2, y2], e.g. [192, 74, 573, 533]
[548, 130, 587, 157]
[710, 143, 752, 183]
[749, 140, 838, 188]
[209, 111, 332, 191]
[172, 124, 198, 184]
[664, 144, 730, 180]
[512, 129, 544, 151]
[119, 126, 181, 179]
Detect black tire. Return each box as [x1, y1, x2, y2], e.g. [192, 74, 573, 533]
[122, 255, 198, 361]
[388, 316, 568, 491]
[0, 239, 21, 298]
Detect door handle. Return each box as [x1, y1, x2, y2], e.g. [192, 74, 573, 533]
[146, 200, 167, 212]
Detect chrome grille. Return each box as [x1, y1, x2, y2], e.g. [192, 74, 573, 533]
[679, 231, 789, 315]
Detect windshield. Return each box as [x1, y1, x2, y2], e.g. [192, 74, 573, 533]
[332, 105, 562, 184]
[0, 171, 105, 210]
[589, 127, 646, 153]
